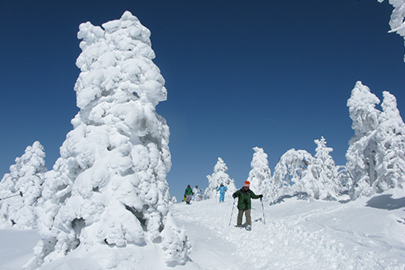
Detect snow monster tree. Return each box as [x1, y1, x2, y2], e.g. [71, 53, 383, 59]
[0, 141, 46, 229]
[27, 11, 190, 269]
[246, 147, 272, 195]
[346, 82, 405, 199]
[205, 157, 236, 199]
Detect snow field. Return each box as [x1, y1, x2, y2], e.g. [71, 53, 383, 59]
[172, 193, 405, 270]
[0, 229, 41, 270]
[1, 191, 405, 269]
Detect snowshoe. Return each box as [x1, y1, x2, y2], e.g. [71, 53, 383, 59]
[246, 225, 251, 231]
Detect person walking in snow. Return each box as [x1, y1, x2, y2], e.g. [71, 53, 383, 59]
[184, 185, 193, 204]
[217, 184, 227, 202]
[232, 181, 262, 230]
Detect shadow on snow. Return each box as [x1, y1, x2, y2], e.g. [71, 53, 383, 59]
[366, 194, 405, 210]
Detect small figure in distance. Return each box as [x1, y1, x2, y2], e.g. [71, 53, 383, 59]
[217, 183, 227, 203]
[184, 185, 193, 205]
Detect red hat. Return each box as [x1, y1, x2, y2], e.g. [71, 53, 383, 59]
[244, 181, 250, 187]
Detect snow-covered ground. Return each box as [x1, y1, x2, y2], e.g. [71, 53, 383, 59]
[1, 190, 405, 269]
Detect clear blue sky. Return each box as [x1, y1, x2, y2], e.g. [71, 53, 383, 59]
[0, 0, 404, 200]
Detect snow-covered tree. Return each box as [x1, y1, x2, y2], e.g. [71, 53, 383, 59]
[246, 147, 274, 199]
[273, 138, 341, 201]
[0, 141, 46, 229]
[273, 149, 314, 199]
[374, 91, 405, 191]
[26, 11, 189, 269]
[378, 0, 405, 62]
[309, 137, 341, 199]
[346, 82, 405, 199]
[204, 157, 236, 199]
[346, 82, 381, 198]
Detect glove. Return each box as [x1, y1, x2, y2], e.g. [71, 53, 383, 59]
[259, 195, 263, 198]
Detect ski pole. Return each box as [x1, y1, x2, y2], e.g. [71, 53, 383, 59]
[0, 191, 23, 201]
[229, 198, 236, 226]
[260, 197, 266, 224]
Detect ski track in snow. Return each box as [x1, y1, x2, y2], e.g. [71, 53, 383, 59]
[172, 197, 405, 270]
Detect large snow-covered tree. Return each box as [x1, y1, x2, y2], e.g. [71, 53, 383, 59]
[27, 11, 189, 269]
[0, 141, 46, 229]
[374, 91, 405, 191]
[346, 82, 381, 198]
[246, 147, 273, 198]
[204, 157, 236, 199]
[346, 82, 405, 199]
[273, 138, 341, 201]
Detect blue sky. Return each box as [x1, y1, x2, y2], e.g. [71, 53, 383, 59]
[0, 0, 404, 200]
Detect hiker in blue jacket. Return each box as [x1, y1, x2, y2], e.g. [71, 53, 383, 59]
[217, 184, 227, 202]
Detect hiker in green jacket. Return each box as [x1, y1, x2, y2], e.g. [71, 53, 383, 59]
[232, 181, 263, 230]
[184, 185, 193, 204]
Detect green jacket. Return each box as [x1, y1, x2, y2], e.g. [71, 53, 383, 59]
[232, 188, 261, 210]
[184, 187, 193, 196]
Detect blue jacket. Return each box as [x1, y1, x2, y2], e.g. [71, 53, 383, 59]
[217, 186, 227, 194]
